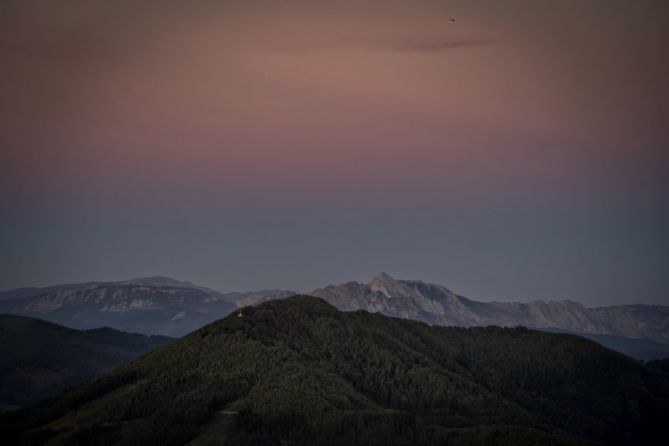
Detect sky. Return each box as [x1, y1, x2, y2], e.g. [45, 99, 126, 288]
[1, 0, 668, 305]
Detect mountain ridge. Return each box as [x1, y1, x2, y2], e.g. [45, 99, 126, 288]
[311, 273, 669, 344]
[0, 280, 295, 337]
[1, 273, 667, 347]
[0, 276, 211, 301]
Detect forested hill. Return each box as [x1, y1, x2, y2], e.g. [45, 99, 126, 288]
[0, 314, 171, 410]
[3, 296, 668, 445]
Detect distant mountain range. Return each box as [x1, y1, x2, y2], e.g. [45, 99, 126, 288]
[0, 277, 293, 337]
[0, 314, 171, 411]
[1, 273, 667, 357]
[3, 297, 666, 445]
[311, 272, 669, 346]
[0, 276, 202, 301]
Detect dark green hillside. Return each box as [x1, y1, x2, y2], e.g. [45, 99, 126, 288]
[0, 314, 171, 409]
[2, 297, 667, 445]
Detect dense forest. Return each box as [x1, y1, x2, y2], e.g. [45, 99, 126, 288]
[2, 296, 667, 445]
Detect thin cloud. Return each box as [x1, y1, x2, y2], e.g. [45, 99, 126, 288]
[377, 37, 493, 52]
[264, 35, 494, 54]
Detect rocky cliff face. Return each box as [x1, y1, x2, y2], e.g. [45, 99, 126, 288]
[312, 273, 669, 344]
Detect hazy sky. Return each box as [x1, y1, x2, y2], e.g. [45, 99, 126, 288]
[1, 0, 667, 305]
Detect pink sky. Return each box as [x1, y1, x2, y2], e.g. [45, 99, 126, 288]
[0, 1, 667, 301]
[2, 0, 666, 210]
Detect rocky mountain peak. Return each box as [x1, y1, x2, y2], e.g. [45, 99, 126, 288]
[368, 272, 406, 297]
[369, 272, 396, 284]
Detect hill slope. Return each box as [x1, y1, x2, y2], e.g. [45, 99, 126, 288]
[2, 297, 667, 445]
[0, 314, 171, 409]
